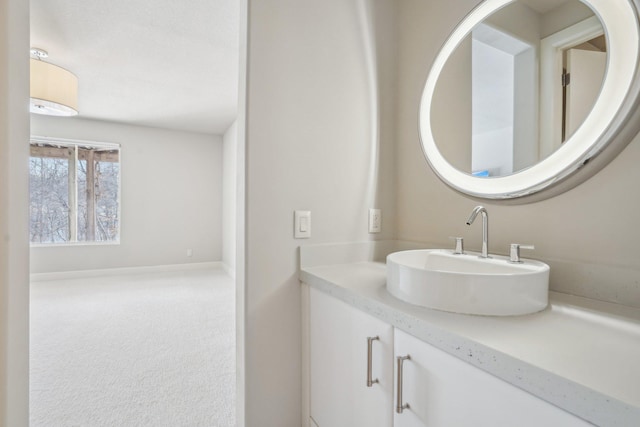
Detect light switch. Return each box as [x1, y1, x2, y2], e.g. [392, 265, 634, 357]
[369, 208, 381, 233]
[294, 210, 311, 238]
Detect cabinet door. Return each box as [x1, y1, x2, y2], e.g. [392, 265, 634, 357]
[310, 288, 393, 427]
[393, 329, 592, 427]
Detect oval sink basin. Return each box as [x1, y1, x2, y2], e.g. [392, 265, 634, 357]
[386, 249, 549, 316]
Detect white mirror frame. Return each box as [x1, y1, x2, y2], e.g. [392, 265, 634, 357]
[419, 0, 640, 202]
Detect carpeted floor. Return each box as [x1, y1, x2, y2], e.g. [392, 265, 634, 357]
[30, 268, 236, 427]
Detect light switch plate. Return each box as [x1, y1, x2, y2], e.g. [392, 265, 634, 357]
[369, 208, 381, 233]
[294, 210, 311, 238]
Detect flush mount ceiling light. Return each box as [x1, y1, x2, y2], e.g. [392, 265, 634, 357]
[30, 48, 78, 116]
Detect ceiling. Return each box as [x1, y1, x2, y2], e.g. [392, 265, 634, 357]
[30, 0, 239, 135]
[520, 0, 572, 14]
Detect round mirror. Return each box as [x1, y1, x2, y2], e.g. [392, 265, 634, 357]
[419, 0, 640, 202]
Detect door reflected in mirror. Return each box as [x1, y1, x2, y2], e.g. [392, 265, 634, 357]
[431, 0, 606, 178]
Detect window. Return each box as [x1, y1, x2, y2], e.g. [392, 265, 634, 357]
[29, 137, 121, 244]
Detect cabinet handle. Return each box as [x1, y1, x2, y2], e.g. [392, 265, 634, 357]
[366, 336, 380, 387]
[396, 355, 410, 413]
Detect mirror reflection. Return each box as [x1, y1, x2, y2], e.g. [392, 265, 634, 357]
[431, 0, 607, 177]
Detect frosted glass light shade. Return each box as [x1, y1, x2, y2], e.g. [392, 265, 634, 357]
[30, 58, 78, 116]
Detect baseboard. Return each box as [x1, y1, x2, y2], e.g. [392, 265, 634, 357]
[30, 261, 223, 282]
[221, 262, 236, 279]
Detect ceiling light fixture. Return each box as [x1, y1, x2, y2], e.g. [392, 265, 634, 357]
[30, 48, 78, 116]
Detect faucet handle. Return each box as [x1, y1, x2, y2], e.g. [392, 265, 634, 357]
[449, 236, 464, 255]
[509, 244, 534, 263]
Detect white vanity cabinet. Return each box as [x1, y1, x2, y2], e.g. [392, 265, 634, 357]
[393, 328, 592, 427]
[309, 287, 394, 427]
[308, 286, 593, 427]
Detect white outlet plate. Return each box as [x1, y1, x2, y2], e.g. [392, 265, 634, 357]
[294, 210, 311, 238]
[369, 209, 381, 233]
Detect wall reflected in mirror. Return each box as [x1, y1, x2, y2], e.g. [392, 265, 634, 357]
[431, 0, 607, 177]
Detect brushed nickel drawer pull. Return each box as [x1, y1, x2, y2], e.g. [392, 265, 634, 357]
[396, 355, 410, 413]
[366, 336, 380, 387]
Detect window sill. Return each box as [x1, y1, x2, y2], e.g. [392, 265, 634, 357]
[30, 241, 121, 248]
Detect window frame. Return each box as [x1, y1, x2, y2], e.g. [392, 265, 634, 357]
[29, 136, 122, 246]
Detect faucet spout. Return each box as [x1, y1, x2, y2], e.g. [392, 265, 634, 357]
[466, 206, 489, 258]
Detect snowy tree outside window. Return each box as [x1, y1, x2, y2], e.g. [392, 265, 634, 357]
[29, 138, 121, 244]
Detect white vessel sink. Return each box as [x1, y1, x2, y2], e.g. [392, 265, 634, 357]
[386, 249, 549, 316]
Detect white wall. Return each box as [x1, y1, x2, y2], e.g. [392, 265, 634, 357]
[243, 0, 396, 424]
[30, 116, 223, 274]
[235, 3, 247, 424]
[432, 36, 472, 172]
[513, 47, 537, 171]
[472, 127, 514, 176]
[481, 3, 542, 174]
[222, 120, 237, 276]
[0, 0, 30, 424]
[396, 0, 640, 306]
[472, 39, 514, 175]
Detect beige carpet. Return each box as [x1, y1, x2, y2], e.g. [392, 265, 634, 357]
[30, 268, 236, 427]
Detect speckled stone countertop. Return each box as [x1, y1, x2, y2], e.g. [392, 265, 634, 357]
[300, 251, 640, 427]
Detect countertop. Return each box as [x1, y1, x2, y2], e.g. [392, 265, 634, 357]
[300, 257, 640, 427]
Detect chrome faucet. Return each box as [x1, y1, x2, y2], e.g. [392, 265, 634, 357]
[466, 206, 489, 258]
